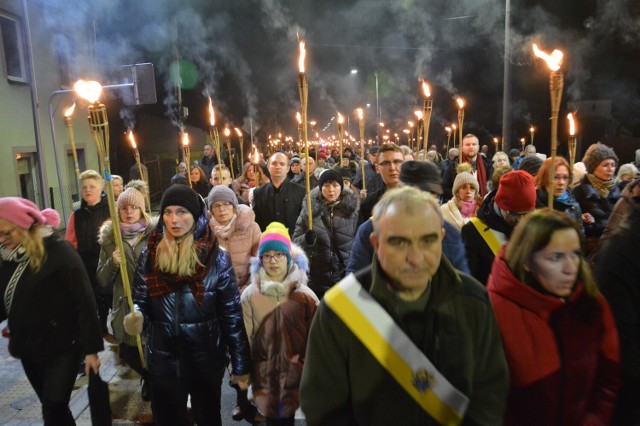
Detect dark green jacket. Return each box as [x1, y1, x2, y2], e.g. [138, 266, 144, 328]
[300, 255, 508, 425]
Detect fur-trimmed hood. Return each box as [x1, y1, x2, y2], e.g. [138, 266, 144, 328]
[98, 216, 158, 246]
[306, 185, 359, 218]
[232, 204, 256, 233]
[248, 242, 309, 297]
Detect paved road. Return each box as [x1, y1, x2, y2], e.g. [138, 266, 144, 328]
[0, 320, 305, 425]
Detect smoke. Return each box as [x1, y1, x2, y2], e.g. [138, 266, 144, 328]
[31, 0, 640, 147]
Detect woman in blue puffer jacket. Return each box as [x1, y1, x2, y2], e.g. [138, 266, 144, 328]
[126, 184, 250, 426]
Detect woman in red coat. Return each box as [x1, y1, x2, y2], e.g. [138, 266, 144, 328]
[487, 209, 620, 425]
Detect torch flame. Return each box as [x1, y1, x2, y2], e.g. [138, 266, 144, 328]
[422, 81, 431, 97]
[73, 80, 102, 103]
[408, 121, 414, 128]
[493, 137, 498, 144]
[128, 130, 137, 149]
[567, 113, 575, 136]
[530, 126, 535, 133]
[456, 98, 465, 109]
[298, 40, 306, 73]
[356, 108, 363, 120]
[234, 127, 242, 137]
[64, 103, 76, 117]
[251, 145, 260, 164]
[224, 127, 230, 137]
[208, 97, 215, 126]
[337, 113, 344, 124]
[403, 129, 410, 134]
[414, 110, 423, 119]
[182, 133, 189, 146]
[451, 123, 457, 129]
[296, 112, 302, 124]
[445, 126, 451, 133]
[532, 43, 563, 71]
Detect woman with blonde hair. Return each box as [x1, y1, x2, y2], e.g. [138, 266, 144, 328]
[0, 197, 103, 424]
[487, 209, 620, 425]
[125, 185, 250, 425]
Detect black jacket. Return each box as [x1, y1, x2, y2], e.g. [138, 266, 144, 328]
[292, 172, 319, 191]
[0, 235, 103, 360]
[73, 192, 110, 289]
[132, 211, 250, 379]
[292, 186, 360, 298]
[358, 185, 387, 225]
[253, 178, 306, 235]
[572, 177, 622, 238]
[460, 191, 513, 285]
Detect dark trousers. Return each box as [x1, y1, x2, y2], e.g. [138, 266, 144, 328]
[266, 417, 295, 426]
[119, 343, 146, 378]
[149, 369, 224, 426]
[21, 350, 81, 425]
[94, 288, 112, 334]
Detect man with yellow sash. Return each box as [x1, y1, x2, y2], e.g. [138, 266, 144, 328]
[300, 186, 508, 425]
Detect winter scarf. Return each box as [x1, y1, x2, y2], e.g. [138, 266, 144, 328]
[144, 227, 215, 306]
[587, 173, 615, 197]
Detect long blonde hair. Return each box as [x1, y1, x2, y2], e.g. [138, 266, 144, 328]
[155, 230, 203, 276]
[12, 225, 47, 272]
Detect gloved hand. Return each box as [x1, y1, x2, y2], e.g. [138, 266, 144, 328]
[305, 229, 317, 246]
[123, 308, 143, 336]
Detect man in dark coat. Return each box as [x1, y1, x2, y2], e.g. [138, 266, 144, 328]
[442, 134, 493, 202]
[301, 186, 508, 425]
[352, 146, 383, 197]
[358, 144, 405, 224]
[253, 152, 306, 235]
[460, 170, 536, 285]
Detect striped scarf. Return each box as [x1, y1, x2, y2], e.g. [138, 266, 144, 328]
[144, 227, 215, 306]
[586, 173, 615, 197]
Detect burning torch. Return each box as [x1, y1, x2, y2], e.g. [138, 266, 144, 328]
[422, 81, 433, 160]
[533, 43, 564, 208]
[74, 80, 145, 368]
[224, 127, 234, 180]
[182, 132, 191, 186]
[63, 103, 81, 180]
[567, 113, 577, 170]
[337, 112, 345, 158]
[234, 127, 244, 172]
[208, 97, 224, 173]
[456, 98, 465, 146]
[297, 38, 312, 230]
[127, 130, 151, 213]
[356, 108, 366, 191]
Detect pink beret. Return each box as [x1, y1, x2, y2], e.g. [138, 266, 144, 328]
[0, 197, 60, 230]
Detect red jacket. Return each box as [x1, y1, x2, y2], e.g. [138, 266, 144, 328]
[487, 254, 620, 426]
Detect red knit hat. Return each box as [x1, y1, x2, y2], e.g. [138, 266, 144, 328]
[495, 171, 536, 213]
[0, 197, 60, 230]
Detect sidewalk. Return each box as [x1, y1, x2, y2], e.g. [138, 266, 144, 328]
[0, 324, 151, 425]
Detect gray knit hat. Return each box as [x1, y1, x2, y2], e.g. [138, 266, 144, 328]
[582, 143, 618, 173]
[207, 185, 238, 210]
[452, 171, 479, 196]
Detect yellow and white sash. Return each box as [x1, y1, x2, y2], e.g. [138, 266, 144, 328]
[324, 274, 469, 425]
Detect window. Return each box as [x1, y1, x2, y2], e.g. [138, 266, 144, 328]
[0, 14, 26, 82]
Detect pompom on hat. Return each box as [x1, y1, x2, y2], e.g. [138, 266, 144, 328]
[259, 222, 292, 264]
[582, 142, 619, 174]
[495, 170, 536, 213]
[0, 197, 60, 230]
[116, 187, 145, 212]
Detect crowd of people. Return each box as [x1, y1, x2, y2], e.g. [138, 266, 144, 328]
[0, 136, 639, 425]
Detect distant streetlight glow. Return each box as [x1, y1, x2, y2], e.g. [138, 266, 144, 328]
[350, 69, 358, 74]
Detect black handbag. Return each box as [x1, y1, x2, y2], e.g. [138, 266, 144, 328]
[88, 369, 112, 426]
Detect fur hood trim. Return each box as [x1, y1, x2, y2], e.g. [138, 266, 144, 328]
[248, 242, 309, 295]
[306, 186, 359, 217]
[98, 216, 158, 246]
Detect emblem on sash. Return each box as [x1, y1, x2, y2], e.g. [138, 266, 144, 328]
[412, 368, 435, 393]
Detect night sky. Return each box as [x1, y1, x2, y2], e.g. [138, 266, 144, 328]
[42, 0, 640, 158]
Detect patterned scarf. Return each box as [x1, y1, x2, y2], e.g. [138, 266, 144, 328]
[209, 213, 237, 241]
[144, 227, 216, 306]
[587, 173, 615, 197]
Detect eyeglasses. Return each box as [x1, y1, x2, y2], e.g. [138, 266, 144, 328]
[211, 202, 233, 210]
[261, 252, 287, 262]
[378, 160, 404, 168]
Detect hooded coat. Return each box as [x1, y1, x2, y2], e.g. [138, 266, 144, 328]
[292, 186, 359, 298]
[241, 243, 318, 419]
[209, 204, 261, 292]
[97, 217, 157, 346]
[488, 253, 620, 425]
[131, 205, 250, 379]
